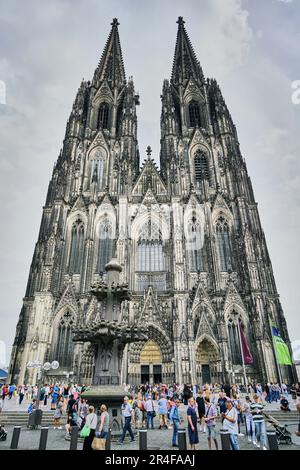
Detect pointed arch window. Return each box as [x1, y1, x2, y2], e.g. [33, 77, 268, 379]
[97, 220, 114, 273]
[189, 101, 202, 128]
[187, 214, 206, 272]
[216, 216, 233, 272]
[90, 158, 105, 190]
[97, 102, 109, 129]
[69, 220, 85, 274]
[54, 311, 74, 368]
[228, 316, 242, 365]
[136, 220, 166, 291]
[194, 151, 211, 187]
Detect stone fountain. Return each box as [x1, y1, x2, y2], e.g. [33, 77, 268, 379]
[73, 258, 146, 434]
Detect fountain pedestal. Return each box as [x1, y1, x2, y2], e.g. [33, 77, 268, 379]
[73, 259, 146, 435]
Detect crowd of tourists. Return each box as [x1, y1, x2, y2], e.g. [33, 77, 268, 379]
[1, 381, 300, 450]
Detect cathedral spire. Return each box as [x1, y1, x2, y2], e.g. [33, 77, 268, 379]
[93, 18, 126, 87]
[171, 17, 204, 85]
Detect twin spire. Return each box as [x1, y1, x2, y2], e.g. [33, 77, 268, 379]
[93, 18, 126, 87]
[93, 17, 204, 88]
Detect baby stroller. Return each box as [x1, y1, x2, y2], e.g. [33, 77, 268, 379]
[0, 425, 7, 441]
[263, 412, 292, 445]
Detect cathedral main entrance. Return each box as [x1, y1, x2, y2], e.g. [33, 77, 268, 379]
[140, 340, 162, 384]
[195, 337, 221, 384]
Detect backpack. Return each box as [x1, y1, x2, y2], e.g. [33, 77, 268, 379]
[27, 403, 33, 414]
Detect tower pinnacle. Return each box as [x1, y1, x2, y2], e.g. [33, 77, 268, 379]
[171, 17, 204, 85]
[93, 18, 126, 87]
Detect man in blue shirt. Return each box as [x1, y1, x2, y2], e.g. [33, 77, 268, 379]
[158, 394, 168, 429]
[118, 396, 135, 444]
[169, 399, 181, 447]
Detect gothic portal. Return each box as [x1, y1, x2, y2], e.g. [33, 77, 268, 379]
[9, 17, 296, 386]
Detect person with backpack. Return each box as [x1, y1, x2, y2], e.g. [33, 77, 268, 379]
[144, 395, 156, 430]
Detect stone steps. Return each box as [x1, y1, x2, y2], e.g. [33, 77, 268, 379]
[0, 411, 67, 426]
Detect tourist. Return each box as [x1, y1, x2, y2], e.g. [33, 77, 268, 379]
[196, 388, 206, 433]
[169, 398, 181, 447]
[51, 383, 60, 410]
[18, 385, 25, 405]
[82, 405, 98, 451]
[53, 396, 63, 429]
[217, 392, 227, 422]
[118, 396, 135, 444]
[78, 398, 89, 429]
[243, 396, 255, 444]
[187, 397, 199, 450]
[250, 394, 267, 450]
[97, 404, 110, 439]
[67, 393, 77, 419]
[8, 384, 15, 400]
[133, 395, 143, 429]
[158, 394, 168, 430]
[222, 400, 240, 450]
[280, 395, 291, 412]
[204, 396, 218, 450]
[144, 394, 156, 430]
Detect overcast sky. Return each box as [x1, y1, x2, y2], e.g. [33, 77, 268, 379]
[0, 0, 299, 366]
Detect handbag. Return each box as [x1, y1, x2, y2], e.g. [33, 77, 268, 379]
[92, 437, 106, 451]
[80, 424, 91, 438]
[151, 400, 156, 418]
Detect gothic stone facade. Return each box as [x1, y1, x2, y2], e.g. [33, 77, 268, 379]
[9, 18, 296, 386]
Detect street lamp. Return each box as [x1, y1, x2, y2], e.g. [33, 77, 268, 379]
[26, 360, 60, 408]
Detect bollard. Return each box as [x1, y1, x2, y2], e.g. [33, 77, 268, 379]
[105, 428, 111, 450]
[38, 427, 49, 450]
[70, 425, 79, 450]
[267, 431, 278, 450]
[139, 429, 147, 450]
[178, 428, 187, 450]
[220, 429, 231, 450]
[10, 426, 21, 450]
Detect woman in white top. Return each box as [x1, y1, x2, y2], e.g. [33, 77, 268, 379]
[82, 406, 98, 451]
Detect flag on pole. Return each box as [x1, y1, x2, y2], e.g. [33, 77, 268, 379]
[270, 321, 292, 365]
[238, 321, 253, 364]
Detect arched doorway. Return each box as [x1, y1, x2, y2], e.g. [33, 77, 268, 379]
[140, 340, 162, 384]
[195, 337, 220, 384]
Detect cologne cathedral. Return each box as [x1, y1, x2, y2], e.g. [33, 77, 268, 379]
[9, 18, 296, 386]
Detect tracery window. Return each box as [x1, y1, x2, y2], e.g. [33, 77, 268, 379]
[97, 102, 109, 129]
[216, 216, 233, 272]
[96, 220, 114, 273]
[136, 220, 166, 291]
[69, 220, 84, 274]
[187, 214, 206, 271]
[194, 151, 210, 187]
[189, 101, 202, 128]
[54, 311, 74, 368]
[228, 316, 243, 365]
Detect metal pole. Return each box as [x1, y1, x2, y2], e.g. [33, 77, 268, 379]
[139, 429, 147, 450]
[267, 431, 278, 451]
[39, 427, 49, 450]
[10, 426, 21, 449]
[70, 425, 79, 450]
[269, 319, 283, 385]
[220, 429, 231, 450]
[237, 321, 248, 388]
[178, 428, 187, 450]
